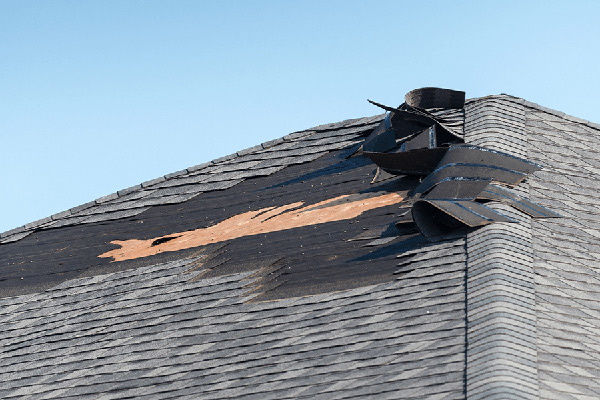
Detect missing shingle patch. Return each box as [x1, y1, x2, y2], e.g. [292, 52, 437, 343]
[98, 192, 405, 262]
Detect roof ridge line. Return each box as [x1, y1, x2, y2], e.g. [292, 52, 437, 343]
[0, 114, 384, 242]
[467, 94, 600, 130]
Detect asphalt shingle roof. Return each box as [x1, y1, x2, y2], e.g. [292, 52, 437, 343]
[1, 90, 599, 399]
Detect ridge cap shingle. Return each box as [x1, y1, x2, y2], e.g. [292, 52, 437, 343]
[467, 94, 600, 130]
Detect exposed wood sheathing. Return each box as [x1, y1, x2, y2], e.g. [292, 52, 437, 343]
[100, 193, 404, 262]
[0, 139, 418, 300]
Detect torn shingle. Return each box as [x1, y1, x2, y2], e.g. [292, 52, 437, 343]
[363, 88, 558, 241]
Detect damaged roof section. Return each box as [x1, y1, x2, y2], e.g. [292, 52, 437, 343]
[363, 87, 560, 240]
[0, 87, 562, 301]
[0, 141, 423, 300]
[0, 88, 593, 399]
[0, 87, 561, 298]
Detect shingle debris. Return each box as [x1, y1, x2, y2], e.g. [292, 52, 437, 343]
[363, 87, 560, 241]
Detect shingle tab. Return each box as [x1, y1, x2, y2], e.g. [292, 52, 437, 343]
[141, 176, 166, 188]
[117, 184, 142, 197]
[164, 169, 189, 179]
[95, 192, 119, 204]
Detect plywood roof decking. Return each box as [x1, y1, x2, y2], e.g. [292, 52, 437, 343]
[100, 192, 405, 262]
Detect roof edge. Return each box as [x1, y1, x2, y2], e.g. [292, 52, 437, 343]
[0, 114, 384, 242]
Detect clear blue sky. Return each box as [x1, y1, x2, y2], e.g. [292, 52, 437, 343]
[1, 0, 599, 233]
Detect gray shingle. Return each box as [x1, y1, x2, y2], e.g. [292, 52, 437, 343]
[141, 176, 166, 188]
[0, 225, 26, 238]
[187, 161, 214, 173]
[117, 184, 143, 197]
[95, 192, 119, 204]
[212, 153, 237, 164]
[237, 144, 264, 156]
[260, 137, 285, 149]
[0, 230, 32, 244]
[164, 169, 189, 179]
[69, 201, 96, 214]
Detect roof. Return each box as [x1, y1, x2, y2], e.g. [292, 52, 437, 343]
[1, 89, 600, 399]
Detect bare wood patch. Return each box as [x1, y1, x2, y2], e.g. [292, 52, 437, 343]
[99, 192, 404, 262]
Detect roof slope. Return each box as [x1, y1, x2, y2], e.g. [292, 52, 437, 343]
[526, 103, 600, 399]
[0, 107, 468, 399]
[0, 240, 466, 399]
[2, 91, 600, 399]
[462, 95, 600, 399]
